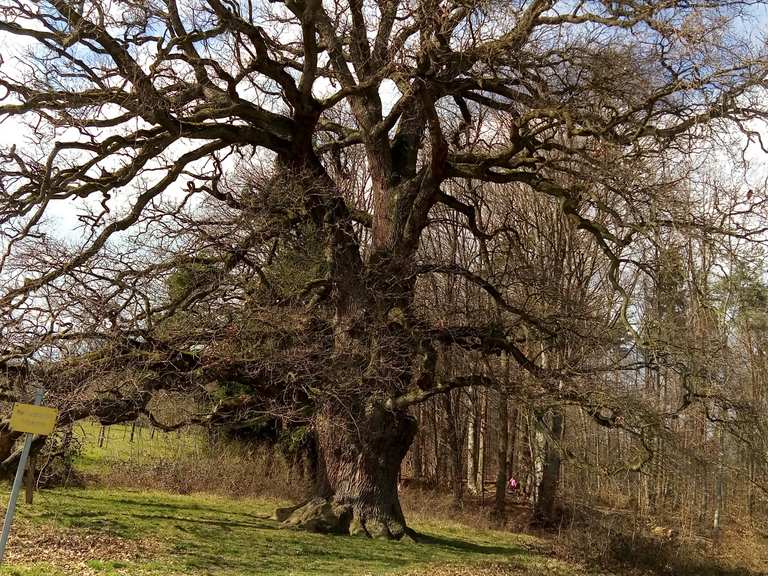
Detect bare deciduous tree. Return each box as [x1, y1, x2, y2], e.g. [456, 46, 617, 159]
[1, 0, 768, 539]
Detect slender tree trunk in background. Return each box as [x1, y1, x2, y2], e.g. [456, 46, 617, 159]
[594, 421, 601, 495]
[493, 386, 509, 521]
[412, 406, 423, 481]
[652, 437, 664, 513]
[441, 413, 450, 485]
[714, 423, 725, 534]
[430, 402, 442, 484]
[466, 389, 478, 495]
[748, 456, 754, 520]
[526, 411, 539, 501]
[443, 393, 464, 505]
[578, 410, 592, 495]
[477, 389, 487, 499]
[697, 409, 709, 526]
[639, 473, 649, 517]
[713, 472, 723, 533]
[507, 406, 519, 483]
[534, 409, 564, 526]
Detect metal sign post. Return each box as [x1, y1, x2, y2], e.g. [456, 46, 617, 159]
[0, 389, 53, 564]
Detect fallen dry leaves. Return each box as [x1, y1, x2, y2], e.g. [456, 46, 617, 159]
[403, 565, 526, 575]
[3, 518, 165, 574]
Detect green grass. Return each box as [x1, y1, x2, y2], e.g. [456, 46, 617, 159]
[73, 421, 206, 475]
[0, 486, 594, 576]
[12, 425, 599, 575]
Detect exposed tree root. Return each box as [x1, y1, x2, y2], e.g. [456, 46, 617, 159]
[275, 497, 418, 541]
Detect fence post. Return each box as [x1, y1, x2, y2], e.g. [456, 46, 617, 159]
[24, 456, 35, 505]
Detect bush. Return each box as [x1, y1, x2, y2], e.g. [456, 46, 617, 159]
[96, 439, 311, 501]
[36, 427, 86, 488]
[554, 503, 768, 576]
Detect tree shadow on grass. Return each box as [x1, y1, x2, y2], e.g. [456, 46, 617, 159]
[414, 532, 529, 557]
[50, 508, 278, 533]
[51, 490, 272, 521]
[124, 512, 275, 530]
[171, 523, 531, 575]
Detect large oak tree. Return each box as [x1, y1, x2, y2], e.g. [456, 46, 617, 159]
[1, 0, 768, 538]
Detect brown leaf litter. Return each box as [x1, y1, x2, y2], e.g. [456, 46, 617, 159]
[2, 518, 164, 573]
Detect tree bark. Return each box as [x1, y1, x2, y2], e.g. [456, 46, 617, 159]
[713, 422, 725, 534]
[533, 409, 564, 527]
[273, 146, 425, 540]
[477, 389, 487, 499]
[443, 392, 464, 506]
[279, 400, 417, 539]
[493, 387, 509, 521]
[411, 406, 423, 480]
[466, 388, 478, 495]
[507, 406, 519, 486]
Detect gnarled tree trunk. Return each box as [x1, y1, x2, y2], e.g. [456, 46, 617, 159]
[278, 400, 417, 539]
[273, 127, 427, 539]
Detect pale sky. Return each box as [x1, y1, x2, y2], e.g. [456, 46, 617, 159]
[1, 1, 767, 246]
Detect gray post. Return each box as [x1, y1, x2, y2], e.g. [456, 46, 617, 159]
[0, 389, 43, 564]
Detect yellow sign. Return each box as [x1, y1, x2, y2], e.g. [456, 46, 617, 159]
[9, 404, 58, 436]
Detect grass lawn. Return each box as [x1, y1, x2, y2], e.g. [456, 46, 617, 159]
[73, 422, 206, 476]
[0, 486, 598, 576]
[0, 423, 606, 575]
